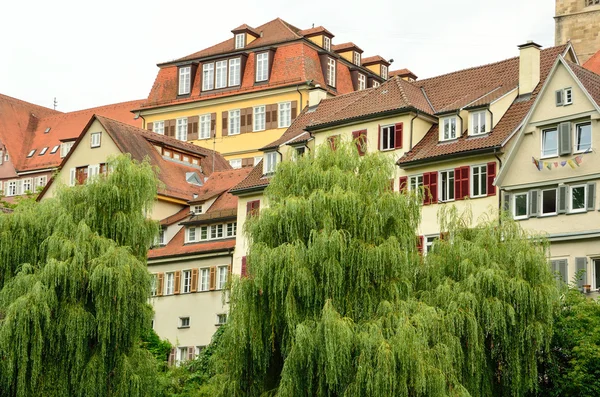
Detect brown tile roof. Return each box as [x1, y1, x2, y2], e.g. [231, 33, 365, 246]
[230, 160, 271, 193]
[332, 42, 363, 53]
[148, 227, 235, 259]
[189, 168, 251, 203]
[361, 56, 390, 66]
[299, 26, 334, 38]
[160, 207, 190, 226]
[231, 24, 260, 37]
[184, 208, 237, 225]
[389, 68, 417, 80]
[567, 60, 600, 108]
[583, 49, 600, 75]
[399, 45, 568, 165]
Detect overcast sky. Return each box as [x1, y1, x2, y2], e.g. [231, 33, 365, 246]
[1, 0, 556, 112]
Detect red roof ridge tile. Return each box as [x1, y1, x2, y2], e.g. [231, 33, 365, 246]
[299, 25, 334, 37]
[361, 55, 390, 65]
[332, 42, 363, 53]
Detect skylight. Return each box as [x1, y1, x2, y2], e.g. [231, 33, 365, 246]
[50, 145, 59, 154]
[39, 147, 48, 155]
[44, 127, 51, 133]
[27, 149, 36, 158]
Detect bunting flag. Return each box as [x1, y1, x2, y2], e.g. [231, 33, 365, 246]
[531, 150, 592, 171]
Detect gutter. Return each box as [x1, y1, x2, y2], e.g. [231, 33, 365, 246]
[306, 106, 422, 132]
[148, 247, 234, 264]
[229, 183, 269, 196]
[398, 146, 500, 168]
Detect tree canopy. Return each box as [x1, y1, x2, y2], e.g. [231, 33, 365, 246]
[211, 143, 558, 397]
[0, 155, 161, 397]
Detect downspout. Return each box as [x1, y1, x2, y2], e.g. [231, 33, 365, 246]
[296, 84, 303, 110]
[139, 113, 147, 130]
[409, 111, 419, 150]
[494, 147, 503, 225]
[487, 107, 494, 131]
[456, 112, 464, 137]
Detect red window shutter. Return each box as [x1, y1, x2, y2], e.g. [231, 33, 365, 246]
[247, 200, 260, 217]
[429, 172, 438, 203]
[423, 172, 431, 205]
[211, 113, 216, 137]
[291, 100, 298, 120]
[454, 167, 462, 200]
[352, 130, 367, 156]
[486, 162, 496, 196]
[417, 235, 424, 254]
[394, 123, 403, 149]
[241, 256, 247, 277]
[388, 179, 395, 191]
[399, 176, 408, 192]
[327, 135, 338, 151]
[461, 166, 470, 199]
[377, 124, 381, 151]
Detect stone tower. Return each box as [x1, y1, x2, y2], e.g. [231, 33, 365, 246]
[555, 0, 600, 63]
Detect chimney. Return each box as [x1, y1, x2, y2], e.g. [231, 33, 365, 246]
[518, 41, 542, 96]
[308, 84, 327, 106]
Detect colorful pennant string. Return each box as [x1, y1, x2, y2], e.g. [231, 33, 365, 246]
[531, 148, 592, 171]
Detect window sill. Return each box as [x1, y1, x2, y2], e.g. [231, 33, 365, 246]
[227, 132, 241, 136]
[567, 210, 587, 215]
[540, 154, 558, 160]
[514, 216, 528, 221]
[470, 194, 487, 199]
[177, 326, 190, 329]
[253, 128, 266, 133]
[538, 213, 558, 217]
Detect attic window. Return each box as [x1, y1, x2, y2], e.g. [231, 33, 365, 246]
[353, 52, 361, 66]
[381, 65, 388, 80]
[323, 36, 331, 51]
[235, 33, 245, 49]
[44, 127, 51, 134]
[441, 117, 457, 141]
[50, 145, 59, 154]
[186, 172, 203, 186]
[39, 147, 48, 155]
[27, 150, 36, 158]
[178, 66, 191, 95]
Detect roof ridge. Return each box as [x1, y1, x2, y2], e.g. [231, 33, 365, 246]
[276, 17, 302, 37]
[0, 93, 62, 114]
[39, 99, 143, 119]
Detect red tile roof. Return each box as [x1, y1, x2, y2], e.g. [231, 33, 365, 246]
[299, 26, 334, 38]
[567, 60, 600, 108]
[231, 24, 260, 37]
[160, 207, 191, 226]
[389, 68, 417, 80]
[332, 42, 363, 53]
[230, 160, 271, 193]
[583, 49, 600, 75]
[148, 227, 235, 259]
[361, 56, 390, 66]
[189, 167, 251, 203]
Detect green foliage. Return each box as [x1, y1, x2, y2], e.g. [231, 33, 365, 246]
[210, 142, 558, 397]
[141, 326, 172, 366]
[0, 155, 162, 397]
[538, 289, 600, 396]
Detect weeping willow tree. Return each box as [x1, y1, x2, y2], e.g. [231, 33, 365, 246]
[212, 142, 558, 397]
[0, 155, 162, 397]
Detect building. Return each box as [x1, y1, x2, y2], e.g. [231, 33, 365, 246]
[0, 94, 144, 203]
[555, 0, 600, 63]
[133, 18, 392, 166]
[497, 56, 600, 290]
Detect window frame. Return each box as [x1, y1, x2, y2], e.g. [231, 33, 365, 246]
[199, 268, 210, 291]
[216, 313, 227, 326]
[202, 63, 214, 91]
[216, 265, 228, 290]
[264, 151, 278, 174]
[278, 102, 292, 128]
[178, 66, 191, 95]
[226, 222, 237, 237]
[471, 111, 487, 135]
[228, 109, 241, 135]
[199, 114, 211, 139]
[381, 65, 388, 80]
[228, 57, 241, 86]
[409, 175, 423, 192]
[540, 188, 558, 216]
[256, 52, 269, 82]
[39, 147, 48, 155]
[326, 57, 336, 87]
[574, 122, 592, 153]
[151, 274, 158, 296]
[27, 149, 35, 158]
[470, 164, 488, 198]
[442, 116, 457, 141]
[215, 60, 228, 89]
[439, 170, 455, 202]
[513, 192, 529, 220]
[165, 272, 174, 295]
[358, 73, 366, 90]
[181, 270, 192, 294]
[153, 120, 165, 135]
[564, 87, 573, 105]
[353, 52, 361, 66]
[569, 184, 587, 213]
[187, 227, 196, 243]
[90, 132, 101, 148]
[253, 105, 266, 132]
[179, 317, 190, 328]
[323, 36, 331, 51]
[234, 33, 245, 49]
[541, 127, 559, 158]
[229, 159, 242, 169]
[176, 118, 188, 141]
[380, 124, 396, 151]
[50, 145, 59, 154]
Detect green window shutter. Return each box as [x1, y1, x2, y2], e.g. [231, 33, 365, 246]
[529, 189, 539, 217]
[559, 259, 568, 284]
[558, 185, 568, 214]
[586, 182, 596, 211]
[558, 122, 572, 156]
[555, 90, 564, 106]
[575, 257, 587, 288]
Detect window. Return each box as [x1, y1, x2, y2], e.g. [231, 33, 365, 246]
[228, 110, 240, 135]
[228, 58, 241, 86]
[215, 60, 227, 89]
[192, 205, 203, 214]
[217, 265, 228, 289]
[570, 184, 586, 213]
[226, 222, 237, 237]
[353, 52, 361, 66]
[471, 165, 487, 197]
[323, 36, 331, 51]
[90, 132, 101, 148]
[253, 105, 266, 131]
[229, 159, 242, 169]
[513, 193, 528, 219]
[409, 175, 423, 192]
[153, 121, 165, 135]
[200, 226, 208, 240]
[151, 274, 158, 296]
[439, 170, 455, 201]
[425, 236, 438, 254]
[541, 188, 557, 215]
[564, 88, 573, 105]
[50, 145, 59, 154]
[199, 114, 211, 139]
[5, 181, 17, 196]
[176, 118, 188, 141]
[199, 268, 209, 291]
[27, 150, 35, 157]
[188, 227, 196, 242]
[210, 224, 223, 239]
[235, 33, 245, 49]
[326, 58, 336, 87]
[586, 0, 600, 5]
[36, 176, 47, 187]
[264, 151, 278, 174]
[39, 147, 48, 155]
[254, 156, 263, 165]
[542, 128, 558, 157]
[178, 347, 188, 365]
[278, 102, 292, 128]
[471, 111, 486, 135]
[358, 74, 366, 90]
[202, 63, 214, 91]
[256, 52, 269, 82]
[372, 81, 380, 88]
[22, 178, 32, 193]
[442, 117, 457, 140]
[182, 270, 192, 294]
[179, 317, 190, 328]
[556, 88, 573, 106]
[575, 122, 591, 152]
[381, 65, 388, 80]
[178, 66, 191, 95]
[156, 229, 165, 246]
[247, 200, 260, 217]
[216, 313, 227, 325]
[165, 272, 174, 295]
[380, 125, 396, 151]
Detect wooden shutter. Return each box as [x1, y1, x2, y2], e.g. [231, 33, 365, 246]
[291, 100, 298, 120]
[265, 104, 272, 129]
[558, 185, 568, 214]
[555, 90, 564, 106]
[246, 108, 253, 132]
[157, 272, 164, 296]
[191, 268, 198, 292]
[430, 172, 438, 203]
[211, 113, 216, 137]
[575, 257, 588, 288]
[222, 111, 228, 136]
[209, 266, 216, 290]
[174, 270, 181, 295]
[247, 200, 260, 216]
[168, 348, 176, 366]
[423, 172, 431, 205]
[388, 179, 395, 191]
[169, 120, 176, 137]
[188, 116, 199, 140]
[559, 259, 568, 283]
[416, 235, 424, 254]
[272, 104, 279, 126]
[69, 168, 76, 186]
[352, 130, 367, 156]
[187, 346, 195, 361]
[394, 123, 403, 149]
[328, 135, 338, 151]
[147, 122, 153, 132]
[529, 190, 539, 217]
[377, 124, 381, 151]
[241, 256, 247, 277]
[587, 182, 596, 211]
[503, 192, 510, 212]
[240, 108, 247, 133]
[399, 176, 408, 192]
[486, 162, 496, 196]
[558, 122, 572, 156]
[454, 167, 469, 200]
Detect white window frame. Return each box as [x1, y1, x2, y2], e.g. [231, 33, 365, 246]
[541, 127, 559, 158]
[216, 265, 228, 289]
[199, 114, 211, 139]
[569, 184, 587, 213]
[178, 66, 191, 95]
[199, 268, 210, 291]
[264, 151, 278, 174]
[229, 159, 242, 169]
[353, 52, 361, 66]
[22, 178, 32, 193]
[202, 63, 214, 91]
[380, 125, 395, 151]
[192, 205, 203, 215]
[199, 226, 208, 240]
[226, 222, 237, 237]
[439, 170, 455, 202]
[540, 188, 558, 216]
[181, 270, 192, 294]
[50, 145, 59, 154]
[210, 224, 224, 239]
[278, 102, 292, 128]
[179, 317, 190, 328]
[513, 192, 529, 220]
[409, 175, 423, 192]
[177, 347, 188, 365]
[327, 57, 336, 87]
[256, 52, 269, 82]
[323, 36, 331, 51]
[564, 87, 573, 105]
[215, 60, 227, 89]
[235, 33, 245, 49]
[425, 235, 438, 255]
[471, 111, 487, 135]
[35, 175, 47, 187]
[442, 117, 457, 141]
[39, 147, 48, 155]
[358, 73, 366, 90]
[470, 164, 487, 198]
[153, 120, 165, 135]
[216, 313, 227, 325]
[90, 132, 101, 148]
[253, 105, 266, 131]
[176, 118, 188, 141]
[151, 274, 158, 297]
[228, 58, 241, 86]
[372, 81, 380, 88]
[574, 122, 592, 153]
[165, 272, 174, 295]
[6, 180, 17, 196]
[381, 65, 388, 80]
[229, 109, 240, 135]
[27, 149, 35, 158]
[187, 227, 196, 242]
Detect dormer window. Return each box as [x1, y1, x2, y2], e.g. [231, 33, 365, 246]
[353, 52, 361, 66]
[323, 36, 331, 51]
[326, 58, 336, 87]
[555, 88, 573, 106]
[202, 63, 214, 91]
[60, 142, 74, 158]
[264, 151, 278, 174]
[372, 81, 380, 88]
[215, 60, 227, 89]
[358, 74, 366, 90]
[50, 145, 59, 154]
[27, 149, 36, 158]
[381, 65, 388, 80]
[192, 205, 203, 215]
[256, 52, 269, 82]
[470, 111, 487, 135]
[39, 147, 48, 155]
[442, 117, 457, 141]
[178, 66, 191, 95]
[235, 33, 245, 49]
[228, 58, 241, 86]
